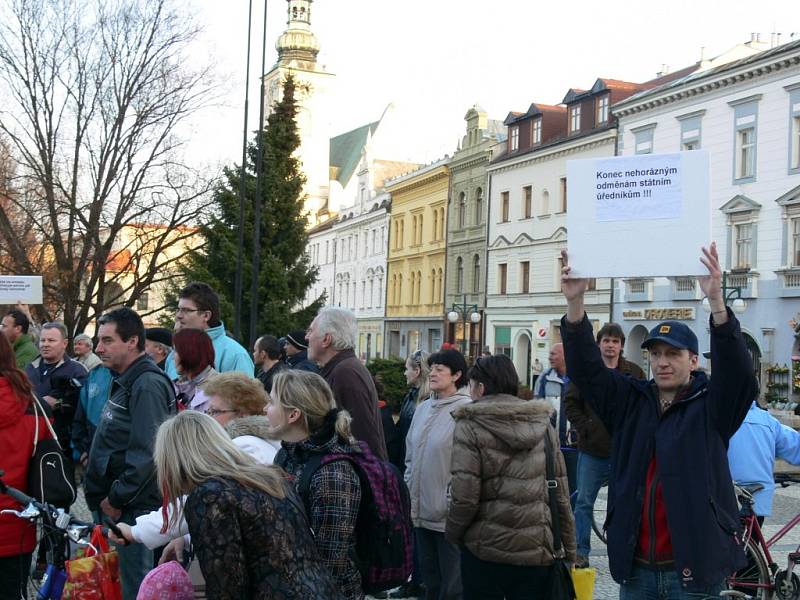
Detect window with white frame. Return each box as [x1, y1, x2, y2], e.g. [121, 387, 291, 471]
[532, 118, 542, 145]
[790, 85, 800, 172]
[729, 96, 760, 182]
[793, 114, 800, 170]
[498, 263, 507, 295]
[596, 95, 609, 124]
[510, 126, 519, 151]
[569, 105, 581, 133]
[632, 124, 655, 155]
[791, 217, 800, 267]
[734, 223, 753, 269]
[677, 110, 704, 151]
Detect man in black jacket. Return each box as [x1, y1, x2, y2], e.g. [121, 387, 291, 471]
[283, 329, 320, 373]
[560, 243, 757, 597]
[85, 308, 176, 600]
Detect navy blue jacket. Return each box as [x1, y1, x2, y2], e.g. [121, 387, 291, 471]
[561, 309, 757, 590]
[286, 349, 319, 373]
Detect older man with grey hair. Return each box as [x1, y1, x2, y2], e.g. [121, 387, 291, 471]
[307, 306, 387, 459]
[73, 333, 102, 371]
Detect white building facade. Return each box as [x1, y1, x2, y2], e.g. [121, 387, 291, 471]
[612, 39, 800, 395]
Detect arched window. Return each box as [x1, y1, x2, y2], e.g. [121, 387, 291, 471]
[430, 269, 436, 304]
[458, 192, 466, 229]
[410, 272, 417, 307]
[398, 274, 403, 305]
[418, 214, 424, 244]
[391, 274, 397, 305]
[541, 190, 550, 215]
[412, 216, 418, 246]
[456, 256, 464, 293]
[437, 268, 444, 302]
[475, 188, 483, 224]
[472, 254, 481, 293]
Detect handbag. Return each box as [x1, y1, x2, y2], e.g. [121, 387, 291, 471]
[544, 429, 577, 600]
[62, 526, 122, 600]
[28, 394, 77, 507]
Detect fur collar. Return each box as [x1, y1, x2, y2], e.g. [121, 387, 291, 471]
[224, 415, 272, 441]
[452, 394, 553, 421]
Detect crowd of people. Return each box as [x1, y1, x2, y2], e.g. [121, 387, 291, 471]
[0, 244, 800, 600]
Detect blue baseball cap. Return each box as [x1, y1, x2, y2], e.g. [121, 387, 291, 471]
[641, 321, 699, 355]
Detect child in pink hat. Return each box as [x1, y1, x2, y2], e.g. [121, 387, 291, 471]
[136, 561, 193, 600]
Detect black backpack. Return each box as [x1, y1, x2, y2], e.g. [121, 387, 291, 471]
[28, 395, 76, 508]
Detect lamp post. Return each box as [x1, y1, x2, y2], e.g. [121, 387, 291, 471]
[447, 294, 481, 356]
[702, 271, 747, 314]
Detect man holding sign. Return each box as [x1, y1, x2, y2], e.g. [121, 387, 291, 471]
[559, 243, 757, 598]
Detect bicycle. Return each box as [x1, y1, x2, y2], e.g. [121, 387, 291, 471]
[569, 477, 609, 546]
[725, 475, 800, 600]
[0, 470, 96, 600]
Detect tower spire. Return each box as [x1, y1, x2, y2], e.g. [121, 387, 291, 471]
[276, 0, 320, 65]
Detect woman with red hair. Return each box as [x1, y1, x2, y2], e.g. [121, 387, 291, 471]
[172, 328, 216, 413]
[0, 331, 53, 598]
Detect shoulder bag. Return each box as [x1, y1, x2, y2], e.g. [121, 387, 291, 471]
[544, 429, 577, 600]
[28, 394, 77, 507]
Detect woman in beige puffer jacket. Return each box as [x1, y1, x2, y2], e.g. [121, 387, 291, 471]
[445, 354, 576, 600]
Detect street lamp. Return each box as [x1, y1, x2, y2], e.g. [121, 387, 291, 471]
[702, 271, 747, 314]
[447, 294, 481, 356]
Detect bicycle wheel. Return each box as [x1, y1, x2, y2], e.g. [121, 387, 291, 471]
[592, 481, 608, 546]
[726, 538, 772, 599]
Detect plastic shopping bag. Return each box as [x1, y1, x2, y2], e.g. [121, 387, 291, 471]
[62, 526, 122, 600]
[572, 566, 597, 600]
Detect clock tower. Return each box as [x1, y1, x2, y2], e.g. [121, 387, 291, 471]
[263, 0, 335, 225]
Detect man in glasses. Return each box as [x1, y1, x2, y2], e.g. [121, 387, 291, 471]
[164, 281, 254, 378]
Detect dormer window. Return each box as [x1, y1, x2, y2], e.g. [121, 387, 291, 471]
[596, 95, 609, 124]
[510, 126, 519, 151]
[570, 105, 581, 133]
[532, 118, 542, 145]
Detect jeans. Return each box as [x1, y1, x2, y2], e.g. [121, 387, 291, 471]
[561, 448, 579, 507]
[620, 567, 725, 600]
[574, 451, 610, 557]
[0, 553, 31, 600]
[109, 510, 154, 600]
[415, 528, 462, 600]
[460, 547, 551, 600]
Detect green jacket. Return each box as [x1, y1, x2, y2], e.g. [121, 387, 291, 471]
[13, 334, 38, 369]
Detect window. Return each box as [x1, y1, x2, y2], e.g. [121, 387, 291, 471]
[456, 257, 464, 293]
[596, 95, 609, 124]
[559, 178, 567, 213]
[792, 114, 800, 171]
[410, 272, 416, 306]
[677, 110, 704, 151]
[532, 118, 542, 145]
[430, 269, 436, 304]
[137, 292, 149, 311]
[520, 261, 530, 294]
[501, 191, 509, 222]
[472, 254, 480, 293]
[792, 218, 800, 267]
[498, 263, 507, 294]
[632, 124, 655, 155]
[397, 274, 403, 304]
[523, 186, 532, 219]
[541, 190, 550, 215]
[458, 192, 466, 228]
[439, 207, 445, 240]
[788, 84, 800, 173]
[494, 326, 511, 357]
[475, 188, 483, 224]
[734, 223, 753, 269]
[569, 105, 581, 133]
[411, 216, 418, 246]
[510, 126, 519, 151]
[729, 96, 760, 182]
[437, 268, 443, 302]
[325, 240, 329, 262]
[736, 127, 756, 180]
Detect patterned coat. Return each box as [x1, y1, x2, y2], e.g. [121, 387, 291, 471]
[185, 476, 342, 599]
[280, 424, 363, 600]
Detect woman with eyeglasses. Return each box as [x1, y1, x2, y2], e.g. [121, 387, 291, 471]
[444, 354, 576, 600]
[172, 328, 217, 412]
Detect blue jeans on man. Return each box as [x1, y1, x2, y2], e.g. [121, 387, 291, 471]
[574, 451, 610, 558]
[620, 566, 725, 599]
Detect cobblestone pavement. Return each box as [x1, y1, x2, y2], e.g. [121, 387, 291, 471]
[40, 483, 800, 600]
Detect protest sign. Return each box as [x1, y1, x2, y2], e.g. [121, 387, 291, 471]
[0, 275, 43, 304]
[566, 151, 710, 278]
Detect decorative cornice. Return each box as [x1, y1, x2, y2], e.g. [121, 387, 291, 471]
[488, 133, 615, 175]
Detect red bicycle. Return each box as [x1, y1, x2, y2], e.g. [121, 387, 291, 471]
[725, 475, 800, 600]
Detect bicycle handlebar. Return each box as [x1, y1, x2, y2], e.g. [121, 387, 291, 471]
[0, 474, 93, 530]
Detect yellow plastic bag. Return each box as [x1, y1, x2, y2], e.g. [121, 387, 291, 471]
[571, 566, 596, 600]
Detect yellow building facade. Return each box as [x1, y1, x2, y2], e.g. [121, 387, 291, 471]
[384, 158, 450, 357]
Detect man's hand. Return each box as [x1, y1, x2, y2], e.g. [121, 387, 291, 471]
[159, 536, 185, 566]
[108, 522, 135, 546]
[43, 395, 58, 408]
[698, 242, 728, 326]
[100, 497, 122, 521]
[15, 301, 33, 320]
[560, 250, 589, 323]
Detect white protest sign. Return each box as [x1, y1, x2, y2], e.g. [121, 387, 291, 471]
[0, 275, 43, 304]
[566, 151, 710, 278]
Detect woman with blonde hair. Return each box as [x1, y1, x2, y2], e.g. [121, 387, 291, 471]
[152, 410, 340, 599]
[269, 370, 364, 600]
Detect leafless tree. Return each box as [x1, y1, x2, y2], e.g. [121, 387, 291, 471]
[0, 0, 218, 335]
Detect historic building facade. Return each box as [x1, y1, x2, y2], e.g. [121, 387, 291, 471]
[612, 39, 800, 390]
[384, 158, 450, 357]
[444, 106, 505, 358]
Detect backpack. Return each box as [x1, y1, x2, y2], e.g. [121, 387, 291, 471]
[277, 441, 413, 594]
[28, 395, 76, 508]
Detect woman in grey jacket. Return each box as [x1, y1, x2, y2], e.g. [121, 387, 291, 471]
[404, 349, 471, 600]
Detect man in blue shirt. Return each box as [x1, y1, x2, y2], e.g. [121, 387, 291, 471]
[164, 282, 254, 378]
[728, 401, 800, 519]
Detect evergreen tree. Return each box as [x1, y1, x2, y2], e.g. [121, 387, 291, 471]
[171, 75, 323, 340]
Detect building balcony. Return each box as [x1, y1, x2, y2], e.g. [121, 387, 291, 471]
[726, 270, 758, 299]
[625, 278, 653, 302]
[777, 268, 800, 297]
[670, 276, 701, 301]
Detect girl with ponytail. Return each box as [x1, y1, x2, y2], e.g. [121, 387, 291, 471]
[267, 370, 364, 600]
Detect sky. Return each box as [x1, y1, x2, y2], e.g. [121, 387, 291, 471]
[185, 0, 799, 170]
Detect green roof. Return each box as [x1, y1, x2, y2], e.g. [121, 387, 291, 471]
[329, 121, 380, 187]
